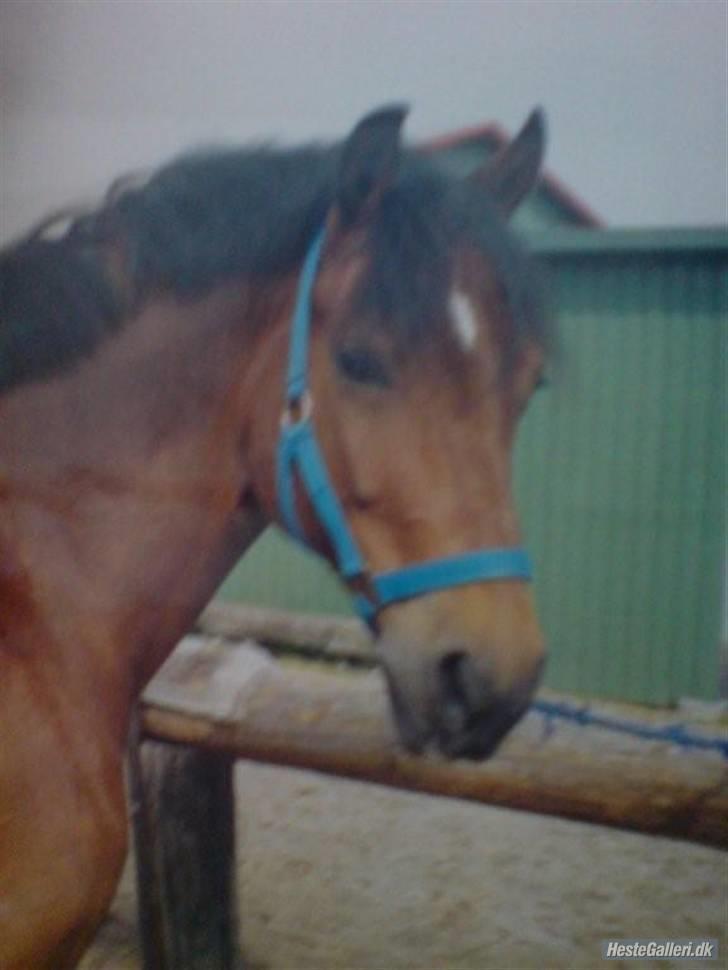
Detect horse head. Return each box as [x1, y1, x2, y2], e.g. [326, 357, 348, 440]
[251, 106, 549, 759]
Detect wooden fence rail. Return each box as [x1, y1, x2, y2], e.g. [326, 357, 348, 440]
[130, 606, 728, 969]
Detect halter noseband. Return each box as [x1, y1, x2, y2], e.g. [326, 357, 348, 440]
[276, 226, 532, 626]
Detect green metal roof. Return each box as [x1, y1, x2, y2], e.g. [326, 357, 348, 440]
[527, 227, 728, 257]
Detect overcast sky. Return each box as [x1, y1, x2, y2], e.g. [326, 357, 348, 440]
[1, 0, 726, 240]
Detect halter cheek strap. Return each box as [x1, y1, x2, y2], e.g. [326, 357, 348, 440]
[277, 225, 532, 625]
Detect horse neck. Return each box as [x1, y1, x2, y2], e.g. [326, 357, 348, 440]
[0, 278, 288, 742]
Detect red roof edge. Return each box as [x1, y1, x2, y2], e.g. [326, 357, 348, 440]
[420, 121, 604, 229]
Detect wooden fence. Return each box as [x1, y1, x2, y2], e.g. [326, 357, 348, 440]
[129, 603, 728, 970]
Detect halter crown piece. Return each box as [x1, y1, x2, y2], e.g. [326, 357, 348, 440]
[276, 225, 532, 627]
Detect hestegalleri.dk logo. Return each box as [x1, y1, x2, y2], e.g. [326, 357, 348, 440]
[602, 939, 718, 961]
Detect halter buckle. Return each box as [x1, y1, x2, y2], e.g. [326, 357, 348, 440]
[280, 390, 313, 429]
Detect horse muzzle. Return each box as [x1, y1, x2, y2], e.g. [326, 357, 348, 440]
[378, 639, 546, 760]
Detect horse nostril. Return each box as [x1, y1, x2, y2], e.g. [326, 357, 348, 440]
[436, 650, 493, 736]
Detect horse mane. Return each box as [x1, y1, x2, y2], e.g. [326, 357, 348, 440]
[0, 140, 547, 393]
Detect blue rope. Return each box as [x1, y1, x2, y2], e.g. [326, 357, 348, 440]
[532, 698, 728, 759]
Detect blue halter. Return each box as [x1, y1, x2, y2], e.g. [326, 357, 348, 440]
[276, 226, 532, 625]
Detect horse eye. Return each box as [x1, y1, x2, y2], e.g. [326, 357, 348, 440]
[336, 347, 391, 387]
[535, 373, 550, 391]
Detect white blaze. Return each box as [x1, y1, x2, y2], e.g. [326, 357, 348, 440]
[449, 290, 478, 351]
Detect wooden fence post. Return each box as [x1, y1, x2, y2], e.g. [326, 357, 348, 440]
[128, 717, 242, 970]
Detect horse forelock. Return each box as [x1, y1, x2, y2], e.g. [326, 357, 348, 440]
[354, 163, 550, 366]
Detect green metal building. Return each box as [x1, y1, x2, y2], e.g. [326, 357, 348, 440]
[218, 128, 727, 706]
[517, 228, 726, 704]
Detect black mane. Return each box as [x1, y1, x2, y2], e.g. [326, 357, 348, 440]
[0, 140, 546, 392]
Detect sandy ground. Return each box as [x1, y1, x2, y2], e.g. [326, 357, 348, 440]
[80, 759, 726, 970]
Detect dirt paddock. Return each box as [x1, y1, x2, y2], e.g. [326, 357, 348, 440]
[81, 758, 726, 970]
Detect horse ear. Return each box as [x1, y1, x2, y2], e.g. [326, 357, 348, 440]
[473, 108, 546, 218]
[336, 104, 409, 226]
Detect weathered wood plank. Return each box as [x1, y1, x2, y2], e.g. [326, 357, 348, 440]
[128, 718, 241, 970]
[141, 637, 728, 849]
[195, 601, 372, 662]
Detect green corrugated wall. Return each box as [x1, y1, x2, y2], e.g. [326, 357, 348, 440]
[517, 230, 726, 703]
[218, 228, 727, 705]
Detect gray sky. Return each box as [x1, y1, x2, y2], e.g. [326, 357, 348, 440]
[1, 0, 726, 240]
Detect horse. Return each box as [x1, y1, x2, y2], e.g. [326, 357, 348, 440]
[0, 104, 550, 969]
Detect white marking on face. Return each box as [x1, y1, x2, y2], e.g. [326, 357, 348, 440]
[449, 290, 479, 352]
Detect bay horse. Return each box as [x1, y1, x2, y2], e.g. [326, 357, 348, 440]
[0, 105, 550, 969]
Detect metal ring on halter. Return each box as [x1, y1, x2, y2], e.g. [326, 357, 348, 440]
[280, 390, 314, 429]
